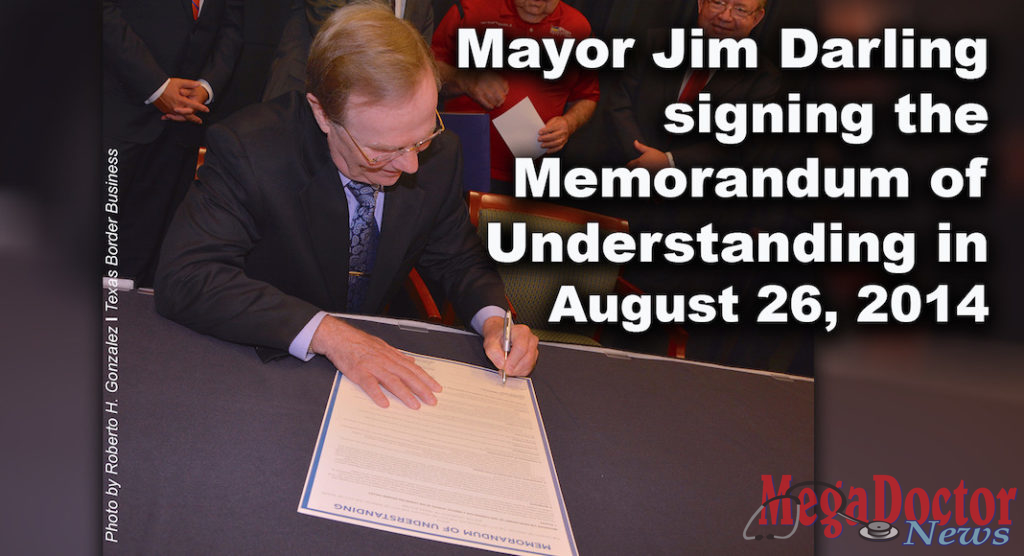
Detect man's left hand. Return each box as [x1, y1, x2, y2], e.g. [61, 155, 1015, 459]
[538, 116, 571, 154]
[482, 317, 539, 377]
[626, 139, 672, 170]
[163, 85, 210, 123]
[155, 77, 210, 124]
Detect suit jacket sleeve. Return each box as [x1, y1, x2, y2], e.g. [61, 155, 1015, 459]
[603, 57, 647, 164]
[606, 27, 783, 169]
[154, 122, 321, 351]
[413, 138, 508, 324]
[102, 0, 169, 100]
[667, 64, 782, 168]
[407, 0, 434, 44]
[198, 0, 245, 96]
[602, 27, 658, 164]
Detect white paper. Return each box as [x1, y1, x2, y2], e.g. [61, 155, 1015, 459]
[492, 97, 547, 158]
[299, 353, 577, 556]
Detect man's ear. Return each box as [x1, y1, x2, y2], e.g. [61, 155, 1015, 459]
[306, 93, 332, 134]
[751, 8, 766, 29]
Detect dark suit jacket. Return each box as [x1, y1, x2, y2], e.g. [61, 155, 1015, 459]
[102, 0, 244, 144]
[262, 0, 434, 101]
[604, 29, 781, 168]
[155, 92, 506, 352]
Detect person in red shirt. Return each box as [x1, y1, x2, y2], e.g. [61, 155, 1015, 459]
[432, 0, 599, 191]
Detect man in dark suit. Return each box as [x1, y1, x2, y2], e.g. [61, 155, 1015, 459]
[262, 0, 434, 101]
[598, 0, 813, 374]
[604, 0, 779, 171]
[156, 4, 539, 409]
[103, 0, 244, 286]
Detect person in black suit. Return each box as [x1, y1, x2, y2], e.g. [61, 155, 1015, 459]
[605, 0, 779, 171]
[156, 4, 539, 409]
[263, 0, 434, 101]
[598, 0, 813, 374]
[103, 0, 244, 287]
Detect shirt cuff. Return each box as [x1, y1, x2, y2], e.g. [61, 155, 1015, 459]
[197, 79, 214, 105]
[665, 151, 676, 169]
[470, 305, 507, 336]
[144, 79, 171, 105]
[289, 311, 328, 361]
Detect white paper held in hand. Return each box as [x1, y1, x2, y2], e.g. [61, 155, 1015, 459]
[492, 97, 547, 159]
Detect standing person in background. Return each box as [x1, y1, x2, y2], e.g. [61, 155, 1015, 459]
[431, 0, 599, 194]
[599, 0, 812, 375]
[605, 0, 778, 171]
[263, 0, 435, 101]
[102, 0, 243, 287]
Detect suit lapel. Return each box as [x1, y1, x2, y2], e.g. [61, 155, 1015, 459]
[661, 66, 745, 107]
[648, 30, 685, 107]
[299, 118, 351, 311]
[180, 0, 195, 21]
[658, 65, 682, 107]
[364, 172, 426, 312]
[706, 69, 745, 100]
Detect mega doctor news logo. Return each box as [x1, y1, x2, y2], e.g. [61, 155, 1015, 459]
[743, 475, 1016, 547]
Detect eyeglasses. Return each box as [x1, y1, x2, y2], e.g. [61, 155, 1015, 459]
[703, 0, 762, 20]
[337, 109, 445, 167]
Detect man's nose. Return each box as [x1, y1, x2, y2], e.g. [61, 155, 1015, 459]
[390, 149, 419, 174]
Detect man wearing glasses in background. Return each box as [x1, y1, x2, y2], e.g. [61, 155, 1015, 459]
[156, 4, 539, 409]
[598, 0, 813, 374]
[606, 0, 779, 171]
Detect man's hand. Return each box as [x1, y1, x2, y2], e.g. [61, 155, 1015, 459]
[182, 84, 210, 106]
[481, 316, 539, 377]
[459, 71, 509, 110]
[311, 315, 442, 409]
[538, 116, 571, 154]
[626, 140, 672, 170]
[154, 77, 210, 124]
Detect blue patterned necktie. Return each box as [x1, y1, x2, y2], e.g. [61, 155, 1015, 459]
[346, 180, 379, 312]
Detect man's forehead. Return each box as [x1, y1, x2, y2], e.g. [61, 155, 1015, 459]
[344, 101, 435, 145]
[345, 94, 435, 121]
[344, 93, 408, 117]
[710, 0, 763, 8]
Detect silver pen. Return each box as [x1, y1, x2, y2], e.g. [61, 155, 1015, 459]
[501, 309, 512, 384]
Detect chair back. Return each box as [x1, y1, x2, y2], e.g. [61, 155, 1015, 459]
[468, 192, 628, 344]
[441, 112, 491, 191]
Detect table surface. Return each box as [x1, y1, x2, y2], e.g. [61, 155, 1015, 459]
[104, 292, 813, 555]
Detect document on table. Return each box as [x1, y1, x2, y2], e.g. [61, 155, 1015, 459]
[492, 96, 547, 159]
[298, 352, 577, 556]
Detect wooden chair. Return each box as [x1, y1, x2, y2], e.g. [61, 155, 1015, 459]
[195, 146, 206, 178]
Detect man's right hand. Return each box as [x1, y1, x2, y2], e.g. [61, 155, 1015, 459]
[459, 71, 509, 110]
[153, 77, 211, 124]
[310, 315, 443, 409]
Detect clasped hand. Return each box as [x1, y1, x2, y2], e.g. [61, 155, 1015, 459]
[154, 77, 210, 124]
[462, 71, 509, 111]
